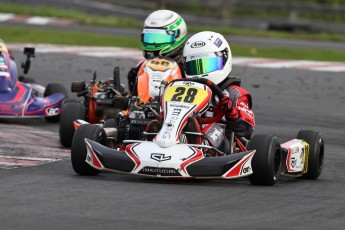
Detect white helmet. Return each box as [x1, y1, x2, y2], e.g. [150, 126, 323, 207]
[183, 31, 232, 85]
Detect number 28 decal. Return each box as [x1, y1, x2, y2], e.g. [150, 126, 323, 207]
[171, 87, 198, 103]
[165, 86, 209, 105]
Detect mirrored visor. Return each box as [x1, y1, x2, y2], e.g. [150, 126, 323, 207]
[142, 28, 176, 45]
[185, 53, 224, 75]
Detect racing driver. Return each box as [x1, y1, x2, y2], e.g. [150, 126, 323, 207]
[127, 9, 187, 95]
[0, 39, 18, 93]
[183, 31, 255, 152]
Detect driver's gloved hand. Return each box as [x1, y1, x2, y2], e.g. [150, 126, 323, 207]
[217, 96, 232, 112]
[217, 96, 239, 121]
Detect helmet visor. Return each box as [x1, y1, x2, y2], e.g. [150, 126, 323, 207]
[142, 28, 176, 45]
[185, 53, 224, 75]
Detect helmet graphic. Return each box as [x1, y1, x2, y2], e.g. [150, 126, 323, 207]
[141, 10, 187, 62]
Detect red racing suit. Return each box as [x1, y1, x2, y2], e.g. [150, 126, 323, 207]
[223, 84, 255, 140]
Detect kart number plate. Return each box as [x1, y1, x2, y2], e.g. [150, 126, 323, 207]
[164, 85, 208, 105]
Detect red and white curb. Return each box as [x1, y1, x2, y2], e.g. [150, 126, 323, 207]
[0, 123, 70, 170]
[0, 13, 74, 26]
[8, 43, 345, 72]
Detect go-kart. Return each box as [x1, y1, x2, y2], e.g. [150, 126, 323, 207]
[58, 66, 127, 147]
[71, 78, 324, 185]
[60, 56, 182, 147]
[0, 47, 67, 122]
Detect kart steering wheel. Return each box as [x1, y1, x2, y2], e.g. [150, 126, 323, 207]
[171, 78, 226, 124]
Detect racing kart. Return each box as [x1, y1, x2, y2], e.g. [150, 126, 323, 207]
[60, 56, 182, 147]
[0, 47, 67, 122]
[71, 78, 324, 185]
[59, 66, 127, 147]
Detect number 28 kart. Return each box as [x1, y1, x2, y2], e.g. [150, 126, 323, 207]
[71, 78, 324, 186]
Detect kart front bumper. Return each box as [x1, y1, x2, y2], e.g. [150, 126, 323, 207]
[85, 139, 255, 179]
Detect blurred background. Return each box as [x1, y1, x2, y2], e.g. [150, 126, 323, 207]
[1, 0, 345, 61]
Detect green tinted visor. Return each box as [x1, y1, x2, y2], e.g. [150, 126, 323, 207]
[141, 28, 176, 45]
[185, 53, 224, 75]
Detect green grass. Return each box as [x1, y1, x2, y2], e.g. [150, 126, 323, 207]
[0, 3, 142, 28]
[2, 2, 345, 43]
[2, 25, 344, 62]
[232, 45, 345, 61]
[1, 25, 140, 48]
[189, 25, 345, 42]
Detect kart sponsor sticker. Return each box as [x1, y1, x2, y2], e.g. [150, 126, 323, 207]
[150, 153, 171, 162]
[139, 166, 181, 176]
[205, 123, 225, 148]
[46, 107, 59, 116]
[291, 157, 297, 167]
[242, 166, 252, 174]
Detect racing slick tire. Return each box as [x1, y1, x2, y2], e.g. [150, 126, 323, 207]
[71, 124, 107, 176]
[59, 102, 86, 147]
[297, 130, 324, 180]
[248, 134, 282, 186]
[44, 83, 68, 122]
[103, 118, 116, 128]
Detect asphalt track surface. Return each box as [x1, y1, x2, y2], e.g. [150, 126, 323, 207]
[0, 51, 344, 229]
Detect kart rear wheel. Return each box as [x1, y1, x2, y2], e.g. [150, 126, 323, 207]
[71, 124, 107, 176]
[297, 130, 324, 180]
[59, 102, 85, 147]
[44, 83, 68, 122]
[103, 118, 116, 128]
[248, 134, 282, 186]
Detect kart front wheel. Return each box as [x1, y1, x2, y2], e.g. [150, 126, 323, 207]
[71, 124, 107, 176]
[297, 130, 324, 180]
[248, 134, 282, 186]
[59, 102, 85, 147]
[44, 83, 68, 122]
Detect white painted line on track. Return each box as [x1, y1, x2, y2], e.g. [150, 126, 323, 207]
[0, 13, 14, 22]
[7, 44, 345, 72]
[0, 123, 70, 170]
[0, 13, 74, 25]
[0, 155, 59, 161]
[26, 16, 54, 25]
